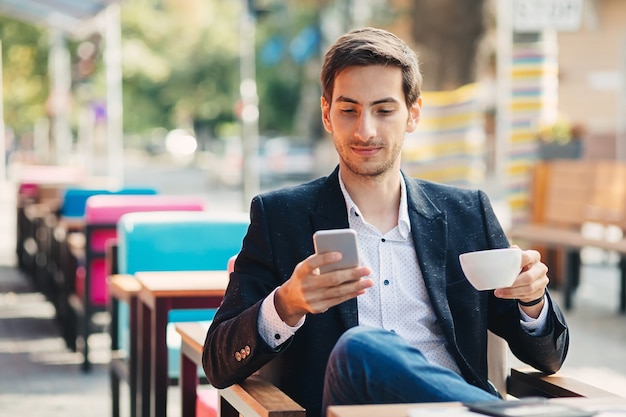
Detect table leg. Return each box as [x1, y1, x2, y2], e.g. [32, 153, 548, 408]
[110, 295, 120, 417]
[129, 297, 138, 417]
[619, 256, 626, 314]
[137, 299, 152, 417]
[562, 249, 580, 310]
[151, 299, 170, 417]
[180, 345, 199, 417]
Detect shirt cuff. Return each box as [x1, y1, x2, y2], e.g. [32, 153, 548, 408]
[518, 295, 549, 336]
[258, 287, 305, 349]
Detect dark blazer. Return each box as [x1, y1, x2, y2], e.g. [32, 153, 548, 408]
[203, 167, 569, 417]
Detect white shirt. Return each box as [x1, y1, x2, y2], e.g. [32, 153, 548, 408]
[257, 172, 548, 373]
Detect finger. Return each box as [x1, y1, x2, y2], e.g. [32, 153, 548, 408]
[321, 266, 371, 285]
[494, 272, 549, 300]
[309, 277, 374, 313]
[304, 252, 342, 274]
[520, 249, 541, 270]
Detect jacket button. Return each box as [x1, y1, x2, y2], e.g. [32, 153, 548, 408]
[240, 348, 247, 359]
[244, 345, 251, 355]
[235, 351, 242, 361]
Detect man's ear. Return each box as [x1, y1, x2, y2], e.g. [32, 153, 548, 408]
[406, 97, 422, 133]
[321, 97, 333, 133]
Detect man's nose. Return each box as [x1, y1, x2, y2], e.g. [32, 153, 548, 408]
[354, 113, 376, 141]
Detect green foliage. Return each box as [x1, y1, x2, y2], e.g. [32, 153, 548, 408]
[0, 0, 325, 144]
[254, 4, 321, 135]
[0, 16, 49, 137]
[538, 117, 574, 144]
[120, 0, 240, 138]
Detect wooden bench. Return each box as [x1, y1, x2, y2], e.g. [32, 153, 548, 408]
[66, 194, 208, 371]
[508, 160, 626, 313]
[110, 211, 248, 417]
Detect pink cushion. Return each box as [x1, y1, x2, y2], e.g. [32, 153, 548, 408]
[76, 260, 108, 306]
[90, 229, 117, 252]
[196, 387, 218, 417]
[18, 183, 39, 199]
[83, 194, 207, 306]
[75, 265, 86, 301]
[89, 260, 107, 305]
[85, 194, 207, 224]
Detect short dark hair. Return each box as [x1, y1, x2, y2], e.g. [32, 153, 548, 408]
[320, 27, 422, 108]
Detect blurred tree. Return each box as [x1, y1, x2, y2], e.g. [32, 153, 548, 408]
[120, 0, 240, 144]
[3, 0, 493, 151]
[0, 17, 49, 138]
[255, 4, 321, 136]
[409, 0, 492, 91]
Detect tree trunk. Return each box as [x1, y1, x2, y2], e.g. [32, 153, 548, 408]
[410, 0, 488, 91]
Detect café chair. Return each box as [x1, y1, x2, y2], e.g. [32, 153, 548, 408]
[14, 164, 86, 275]
[60, 187, 158, 222]
[66, 194, 207, 371]
[217, 332, 620, 417]
[51, 187, 156, 341]
[111, 211, 248, 417]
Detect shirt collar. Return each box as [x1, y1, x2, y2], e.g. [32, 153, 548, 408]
[338, 169, 411, 239]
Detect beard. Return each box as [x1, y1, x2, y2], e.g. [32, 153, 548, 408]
[334, 139, 403, 179]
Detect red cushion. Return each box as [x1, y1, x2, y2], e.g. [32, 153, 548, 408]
[196, 387, 218, 417]
[75, 265, 86, 299]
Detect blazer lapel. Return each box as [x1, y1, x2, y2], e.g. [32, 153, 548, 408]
[404, 175, 457, 344]
[310, 168, 358, 330]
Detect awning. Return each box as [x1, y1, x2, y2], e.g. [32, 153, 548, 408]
[0, 0, 116, 34]
[0, 0, 125, 186]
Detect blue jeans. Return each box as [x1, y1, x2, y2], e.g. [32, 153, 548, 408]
[322, 326, 500, 412]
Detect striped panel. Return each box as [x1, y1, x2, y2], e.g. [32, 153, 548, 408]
[402, 83, 486, 188]
[507, 39, 559, 225]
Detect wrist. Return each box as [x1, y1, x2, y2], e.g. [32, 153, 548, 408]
[274, 286, 304, 326]
[517, 289, 546, 307]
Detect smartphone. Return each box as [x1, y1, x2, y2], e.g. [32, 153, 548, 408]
[313, 228, 360, 274]
[464, 398, 594, 417]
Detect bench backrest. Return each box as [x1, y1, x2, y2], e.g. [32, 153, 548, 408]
[116, 211, 249, 275]
[79, 194, 207, 306]
[115, 210, 249, 358]
[540, 160, 596, 228]
[587, 161, 626, 227]
[61, 187, 158, 219]
[532, 160, 626, 230]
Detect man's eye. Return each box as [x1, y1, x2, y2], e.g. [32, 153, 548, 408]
[378, 108, 393, 114]
[340, 108, 356, 114]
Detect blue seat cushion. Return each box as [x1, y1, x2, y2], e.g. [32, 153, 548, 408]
[61, 187, 157, 218]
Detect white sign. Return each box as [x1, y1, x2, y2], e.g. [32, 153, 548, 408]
[513, 0, 584, 32]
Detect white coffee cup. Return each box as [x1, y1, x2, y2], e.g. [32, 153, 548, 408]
[459, 247, 522, 291]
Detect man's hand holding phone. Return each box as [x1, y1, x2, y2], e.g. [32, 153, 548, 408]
[274, 229, 372, 326]
[313, 229, 361, 273]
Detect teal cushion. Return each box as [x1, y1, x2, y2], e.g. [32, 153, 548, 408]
[117, 211, 249, 275]
[115, 211, 249, 378]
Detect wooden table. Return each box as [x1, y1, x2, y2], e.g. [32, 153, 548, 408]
[176, 322, 210, 417]
[135, 270, 228, 417]
[327, 397, 626, 417]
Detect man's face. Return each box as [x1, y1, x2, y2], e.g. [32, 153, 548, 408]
[321, 65, 421, 179]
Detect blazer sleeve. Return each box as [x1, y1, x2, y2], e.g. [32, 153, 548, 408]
[202, 195, 293, 389]
[489, 289, 569, 374]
